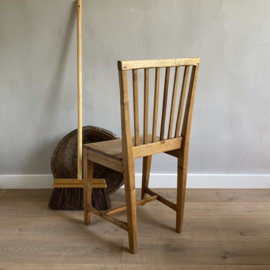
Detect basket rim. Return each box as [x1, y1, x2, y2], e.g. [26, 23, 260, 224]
[51, 125, 123, 195]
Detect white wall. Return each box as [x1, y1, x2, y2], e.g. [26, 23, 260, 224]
[1, 0, 270, 187]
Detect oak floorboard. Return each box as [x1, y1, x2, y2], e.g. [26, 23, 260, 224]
[0, 263, 114, 270]
[152, 188, 220, 202]
[1, 264, 269, 270]
[110, 188, 270, 203]
[3, 215, 270, 241]
[1, 189, 52, 202]
[0, 189, 7, 198]
[133, 201, 270, 219]
[0, 199, 47, 218]
[187, 218, 270, 239]
[0, 217, 35, 236]
[183, 202, 270, 218]
[216, 189, 270, 202]
[114, 266, 270, 270]
[0, 236, 74, 264]
[78, 217, 270, 239]
[122, 237, 270, 265]
[39, 208, 84, 220]
[57, 239, 123, 265]
[150, 188, 270, 203]
[110, 188, 220, 203]
[1, 189, 270, 267]
[0, 234, 123, 265]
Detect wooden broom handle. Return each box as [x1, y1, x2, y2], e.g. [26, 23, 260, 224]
[77, 0, 82, 179]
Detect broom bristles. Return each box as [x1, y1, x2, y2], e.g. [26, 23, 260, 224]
[48, 188, 111, 210]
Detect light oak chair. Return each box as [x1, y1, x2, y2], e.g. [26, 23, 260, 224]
[83, 58, 200, 254]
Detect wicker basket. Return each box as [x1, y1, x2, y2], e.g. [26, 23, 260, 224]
[51, 126, 124, 195]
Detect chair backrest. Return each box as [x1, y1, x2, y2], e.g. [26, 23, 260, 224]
[118, 58, 200, 159]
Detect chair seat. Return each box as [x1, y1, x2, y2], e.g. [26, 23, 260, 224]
[84, 135, 160, 161]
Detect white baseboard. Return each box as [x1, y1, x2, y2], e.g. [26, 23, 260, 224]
[0, 175, 55, 189]
[0, 174, 270, 189]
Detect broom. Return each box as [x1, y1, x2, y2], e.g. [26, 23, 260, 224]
[49, 0, 111, 211]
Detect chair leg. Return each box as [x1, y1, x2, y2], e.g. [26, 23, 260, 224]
[176, 154, 188, 233]
[84, 154, 93, 226]
[124, 163, 138, 254]
[141, 155, 152, 200]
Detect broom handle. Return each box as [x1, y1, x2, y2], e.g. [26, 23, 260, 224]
[77, 0, 82, 179]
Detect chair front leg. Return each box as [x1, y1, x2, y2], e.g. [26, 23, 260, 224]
[124, 163, 138, 254]
[84, 152, 93, 225]
[176, 153, 188, 233]
[141, 155, 152, 201]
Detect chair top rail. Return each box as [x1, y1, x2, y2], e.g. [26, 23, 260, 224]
[118, 58, 200, 70]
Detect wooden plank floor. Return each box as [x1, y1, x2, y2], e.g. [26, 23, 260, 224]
[0, 188, 270, 269]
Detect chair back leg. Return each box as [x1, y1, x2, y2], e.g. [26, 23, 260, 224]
[176, 152, 188, 233]
[123, 160, 138, 254]
[141, 155, 152, 201]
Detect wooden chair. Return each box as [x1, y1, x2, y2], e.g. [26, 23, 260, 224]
[83, 58, 200, 254]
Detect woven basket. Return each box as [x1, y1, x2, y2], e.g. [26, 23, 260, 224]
[51, 126, 124, 195]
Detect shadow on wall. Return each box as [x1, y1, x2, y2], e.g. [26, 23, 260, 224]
[27, 2, 77, 174]
[48, 1, 77, 121]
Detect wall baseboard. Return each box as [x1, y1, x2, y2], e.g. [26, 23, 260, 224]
[0, 174, 270, 189]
